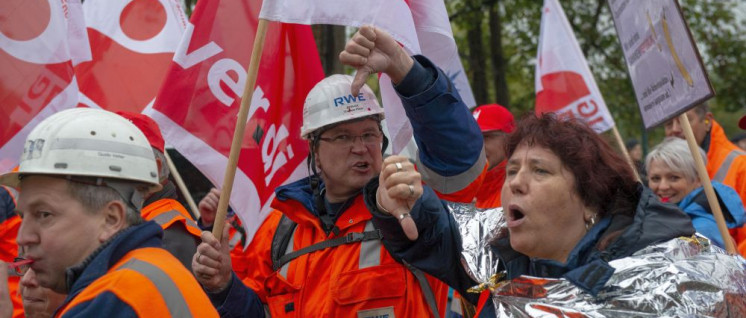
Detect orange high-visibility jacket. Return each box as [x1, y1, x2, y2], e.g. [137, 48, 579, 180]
[474, 161, 507, 209]
[240, 195, 449, 317]
[55, 243, 217, 317]
[224, 216, 253, 280]
[0, 186, 22, 318]
[141, 198, 201, 238]
[705, 122, 746, 255]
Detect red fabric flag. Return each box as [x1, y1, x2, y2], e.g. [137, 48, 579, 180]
[535, 0, 614, 133]
[146, 0, 324, 244]
[75, 0, 186, 112]
[0, 0, 82, 173]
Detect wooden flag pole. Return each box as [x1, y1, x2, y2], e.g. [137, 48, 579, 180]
[212, 19, 269, 240]
[611, 125, 641, 183]
[164, 150, 201, 219]
[680, 113, 737, 254]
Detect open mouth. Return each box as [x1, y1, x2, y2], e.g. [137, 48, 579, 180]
[507, 204, 526, 227]
[353, 162, 370, 170]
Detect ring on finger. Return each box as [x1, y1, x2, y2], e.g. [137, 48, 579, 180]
[408, 184, 415, 197]
[395, 162, 403, 172]
[398, 213, 412, 221]
[197, 252, 202, 264]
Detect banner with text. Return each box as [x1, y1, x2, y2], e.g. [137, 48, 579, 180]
[1, 0, 83, 172]
[148, 0, 324, 245]
[608, 0, 713, 128]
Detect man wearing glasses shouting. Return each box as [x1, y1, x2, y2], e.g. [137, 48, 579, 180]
[193, 27, 487, 316]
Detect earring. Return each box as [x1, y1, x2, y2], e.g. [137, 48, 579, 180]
[705, 119, 710, 125]
[585, 214, 597, 231]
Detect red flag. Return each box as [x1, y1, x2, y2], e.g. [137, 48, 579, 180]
[146, 0, 324, 244]
[259, 0, 475, 155]
[535, 0, 614, 133]
[1, 0, 81, 172]
[75, 0, 186, 112]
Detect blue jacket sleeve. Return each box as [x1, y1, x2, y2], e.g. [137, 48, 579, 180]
[209, 272, 264, 318]
[0, 187, 15, 223]
[363, 178, 481, 304]
[395, 55, 486, 195]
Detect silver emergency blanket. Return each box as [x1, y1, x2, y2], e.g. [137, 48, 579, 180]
[448, 202, 505, 284]
[449, 202, 746, 317]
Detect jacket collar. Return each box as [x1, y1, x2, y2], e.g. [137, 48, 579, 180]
[273, 177, 371, 233]
[62, 222, 163, 297]
[495, 186, 695, 295]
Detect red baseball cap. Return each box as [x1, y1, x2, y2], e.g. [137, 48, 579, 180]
[739, 114, 746, 130]
[472, 104, 515, 133]
[116, 111, 165, 153]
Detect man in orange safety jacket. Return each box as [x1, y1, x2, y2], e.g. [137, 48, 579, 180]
[1, 108, 217, 317]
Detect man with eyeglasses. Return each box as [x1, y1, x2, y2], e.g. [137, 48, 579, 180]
[193, 26, 486, 315]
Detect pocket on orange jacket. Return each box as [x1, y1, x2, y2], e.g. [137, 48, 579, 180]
[331, 263, 406, 305]
[266, 292, 297, 317]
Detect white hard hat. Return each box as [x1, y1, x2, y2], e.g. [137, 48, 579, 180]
[0, 108, 161, 192]
[301, 74, 385, 139]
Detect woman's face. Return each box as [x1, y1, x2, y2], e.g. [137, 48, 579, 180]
[647, 159, 700, 204]
[501, 144, 595, 263]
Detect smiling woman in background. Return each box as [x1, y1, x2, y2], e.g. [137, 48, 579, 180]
[646, 137, 745, 249]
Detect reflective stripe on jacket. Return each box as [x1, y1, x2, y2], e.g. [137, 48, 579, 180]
[141, 198, 201, 238]
[56, 247, 217, 317]
[706, 122, 746, 255]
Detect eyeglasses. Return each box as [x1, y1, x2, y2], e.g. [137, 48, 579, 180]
[318, 132, 383, 147]
[7, 258, 32, 277]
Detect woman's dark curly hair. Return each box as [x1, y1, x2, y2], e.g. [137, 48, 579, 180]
[505, 113, 639, 218]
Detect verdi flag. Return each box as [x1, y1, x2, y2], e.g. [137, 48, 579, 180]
[535, 0, 614, 133]
[146, 0, 324, 244]
[75, 0, 187, 112]
[259, 0, 475, 154]
[0, 0, 86, 172]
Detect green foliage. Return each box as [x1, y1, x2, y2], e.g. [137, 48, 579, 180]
[447, 0, 746, 145]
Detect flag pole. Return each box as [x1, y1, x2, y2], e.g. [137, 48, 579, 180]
[164, 149, 201, 219]
[680, 113, 737, 254]
[611, 125, 641, 183]
[212, 19, 269, 240]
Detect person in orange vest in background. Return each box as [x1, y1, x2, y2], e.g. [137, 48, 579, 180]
[0, 185, 23, 318]
[736, 113, 746, 255]
[195, 188, 249, 280]
[0, 108, 217, 317]
[664, 104, 746, 255]
[116, 111, 202, 271]
[471, 104, 515, 209]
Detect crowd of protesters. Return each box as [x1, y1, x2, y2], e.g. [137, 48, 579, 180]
[1, 26, 746, 317]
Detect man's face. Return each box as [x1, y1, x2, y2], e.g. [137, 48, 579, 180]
[16, 176, 107, 293]
[664, 109, 710, 146]
[483, 130, 508, 170]
[315, 118, 383, 202]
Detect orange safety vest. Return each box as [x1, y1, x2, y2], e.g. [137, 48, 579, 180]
[0, 186, 23, 318]
[705, 122, 746, 256]
[141, 198, 202, 238]
[474, 161, 506, 209]
[55, 247, 217, 317]
[241, 195, 449, 317]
